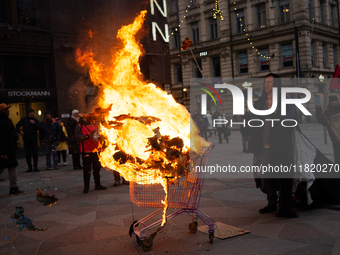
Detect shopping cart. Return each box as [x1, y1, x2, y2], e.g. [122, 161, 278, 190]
[129, 144, 216, 251]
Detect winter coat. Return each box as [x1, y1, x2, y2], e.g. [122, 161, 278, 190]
[206, 113, 213, 130]
[215, 113, 227, 128]
[16, 115, 40, 141]
[248, 73, 296, 167]
[40, 118, 60, 143]
[67, 117, 80, 154]
[196, 115, 209, 130]
[75, 124, 100, 153]
[0, 113, 18, 168]
[57, 124, 68, 151]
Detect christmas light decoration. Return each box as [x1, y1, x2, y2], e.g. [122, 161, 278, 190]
[213, 0, 225, 21]
[233, 2, 270, 59]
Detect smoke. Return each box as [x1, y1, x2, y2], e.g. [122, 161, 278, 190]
[67, 78, 88, 114]
[64, 0, 150, 114]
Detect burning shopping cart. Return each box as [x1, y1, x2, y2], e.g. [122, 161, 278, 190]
[129, 144, 216, 251]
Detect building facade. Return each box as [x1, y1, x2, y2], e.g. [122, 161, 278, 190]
[0, 0, 170, 147]
[168, 0, 340, 121]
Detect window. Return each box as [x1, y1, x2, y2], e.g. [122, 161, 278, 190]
[281, 44, 293, 68]
[279, 0, 290, 23]
[256, 3, 266, 29]
[170, 0, 178, 13]
[193, 59, 203, 78]
[314, 85, 324, 93]
[191, 22, 199, 43]
[320, 1, 325, 24]
[238, 52, 248, 74]
[236, 9, 245, 33]
[331, 5, 337, 27]
[322, 43, 327, 67]
[2, 56, 48, 89]
[334, 46, 337, 67]
[17, 0, 37, 26]
[189, 0, 198, 6]
[259, 49, 270, 71]
[172, 28, 180, 48]
[311, 42, 315, 66]
[308, 0, 313, 20]
[210, 18, 218, 39]
[175, 64, 182, 83]
[0, 0, 6, 23]
[211, 56, 221, 77]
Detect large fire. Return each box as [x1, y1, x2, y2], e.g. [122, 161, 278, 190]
[76, 11, 208, 227]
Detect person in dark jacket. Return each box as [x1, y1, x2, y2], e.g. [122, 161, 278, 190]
[196, 114, 209, 141]
[40, 111, 60, 170]
[75, 117, 106, 193]
[0, 103, 25, 196]
[249, 73, 297, 218]
[320, 95, 340, 164]
[215, 109, 229, 144]
[67, 110, 82, 170]
[240, 110, 251, 153]
[16, 108, 40, 172]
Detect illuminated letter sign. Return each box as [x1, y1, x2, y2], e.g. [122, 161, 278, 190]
[150, 0, 169, 42]
[150, 0, 167, 17]
[152, 22, 169, 42]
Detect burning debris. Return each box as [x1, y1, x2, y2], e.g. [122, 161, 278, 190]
[81, 108, 190, 182]
[36, 188, 59, 206]
[76, 11, 209, 229]
[181, 37, 193, 51]
[11, 207, 47, 232]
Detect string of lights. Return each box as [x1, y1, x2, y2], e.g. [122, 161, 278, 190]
[233, 2, 271, 59]
[169, 1, 270, 59]
[169, 0, 226, 39]
[169, 1, 193, 39]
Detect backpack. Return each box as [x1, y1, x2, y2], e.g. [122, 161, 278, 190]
[60, 126, 68, 142]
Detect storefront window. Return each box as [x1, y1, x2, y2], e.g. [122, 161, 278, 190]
[8, 101, 46, 147]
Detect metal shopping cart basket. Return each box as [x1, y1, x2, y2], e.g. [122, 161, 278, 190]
[129, 144, 216, 251]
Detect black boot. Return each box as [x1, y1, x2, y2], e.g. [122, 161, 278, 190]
[9, 187, 26, 196]
[94, 171, 106, 190]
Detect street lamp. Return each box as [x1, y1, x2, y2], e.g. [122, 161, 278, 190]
[183, 88, 188, 101]
[319, 75, 325, 82]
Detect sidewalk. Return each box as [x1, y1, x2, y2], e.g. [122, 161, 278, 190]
[0, 123, 339, 255]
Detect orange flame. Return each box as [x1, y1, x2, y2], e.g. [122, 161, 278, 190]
[76, 11, 208, 227]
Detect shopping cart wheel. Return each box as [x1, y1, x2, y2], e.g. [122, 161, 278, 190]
[141, 238, 153, 251]
[135, 235, 142, 246]
[209, 232, 214, 243]
[188, 222, 197, 233]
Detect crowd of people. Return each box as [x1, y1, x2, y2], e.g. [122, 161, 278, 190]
[0, 106, 128, 196]
[192, 109, 231, 144]
[1, 74, 339, 218]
